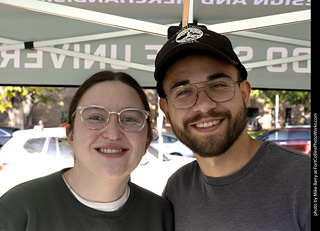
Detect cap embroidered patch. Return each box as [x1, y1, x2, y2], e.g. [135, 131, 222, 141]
[175, 26, 204, 44]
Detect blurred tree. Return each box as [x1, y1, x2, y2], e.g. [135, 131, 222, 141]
[250, 90, 311, 112]
[0, 86, 61, 129]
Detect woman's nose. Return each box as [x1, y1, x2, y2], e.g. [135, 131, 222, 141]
[101, 114, 123, 141]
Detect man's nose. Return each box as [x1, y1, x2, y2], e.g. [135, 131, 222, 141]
[191, 88, 217, 113]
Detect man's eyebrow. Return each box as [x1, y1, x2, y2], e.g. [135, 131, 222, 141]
[169, 80, 190, 92]
[169, 73, 233, 92]
[207, 72, 233, 81]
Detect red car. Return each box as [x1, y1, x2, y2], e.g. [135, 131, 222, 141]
[256, 126, 311, 155]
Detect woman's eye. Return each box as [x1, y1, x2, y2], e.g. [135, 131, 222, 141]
[88, 115, 104, 121]
[121, 117, 139, 124]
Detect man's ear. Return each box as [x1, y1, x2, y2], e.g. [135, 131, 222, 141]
[159, 98, 171, 124]
[240, 80, 252, 108]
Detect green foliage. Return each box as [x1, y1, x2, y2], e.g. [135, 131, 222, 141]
[248, 130, 266, 139]
[250, 90, 311, 109]
[0, 86, 60, 113]
[0, 97, 12, 113]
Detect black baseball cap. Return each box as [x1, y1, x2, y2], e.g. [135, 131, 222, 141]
[154, 25, 247, 98]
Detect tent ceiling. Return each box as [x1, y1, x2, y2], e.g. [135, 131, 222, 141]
[0, 0, 311, 90]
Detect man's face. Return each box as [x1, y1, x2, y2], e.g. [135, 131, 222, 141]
[160, 55, 251, 157]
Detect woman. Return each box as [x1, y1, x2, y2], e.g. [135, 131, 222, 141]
[0, 71, 174, 230]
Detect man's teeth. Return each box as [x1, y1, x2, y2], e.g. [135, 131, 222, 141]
[99, 148, 124, 154]
[195, 120, 221, 128]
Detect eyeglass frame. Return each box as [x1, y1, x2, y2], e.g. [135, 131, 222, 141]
[165, 77, 243, 110]
[73, 105, 150, 132]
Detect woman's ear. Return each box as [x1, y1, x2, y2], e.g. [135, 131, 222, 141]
[66, 124, 75, 152]
[144, 139, 152, 154]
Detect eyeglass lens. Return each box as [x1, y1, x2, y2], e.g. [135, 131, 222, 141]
[169, 78, 237, 109]
[81, 107, 147, 131]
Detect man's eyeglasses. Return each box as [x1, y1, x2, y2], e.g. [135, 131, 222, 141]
[74, 105, 150, 132]
[165, 77, 243, 110]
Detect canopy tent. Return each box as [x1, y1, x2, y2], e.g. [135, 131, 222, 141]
[0, 0, 311, 90]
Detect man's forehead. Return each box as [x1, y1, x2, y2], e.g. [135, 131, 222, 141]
[162, 55, 238, 93]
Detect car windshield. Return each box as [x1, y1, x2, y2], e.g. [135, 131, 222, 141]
[152, 135, 178, 144]
[261, 129, 310, 141]
[23, 137, 71, 157]
[266, 130, 288, 140]
[287, 130, 310, 140]
[0, 131, 9, 137]
[147, 146, 170, 161]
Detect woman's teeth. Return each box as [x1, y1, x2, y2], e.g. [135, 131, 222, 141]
[195, 120, 221, 128]
[98, 148, 124, 154]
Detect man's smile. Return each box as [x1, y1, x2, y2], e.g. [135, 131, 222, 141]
[194, 119, 223, 128]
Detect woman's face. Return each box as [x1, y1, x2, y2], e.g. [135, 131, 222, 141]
[67, 81, 150, 182]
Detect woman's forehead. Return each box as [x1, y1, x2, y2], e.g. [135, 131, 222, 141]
[79, 81, 145, 110]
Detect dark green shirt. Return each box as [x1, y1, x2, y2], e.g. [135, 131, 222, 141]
[0, 169, 174, 231]
[163, 142, 311, 231]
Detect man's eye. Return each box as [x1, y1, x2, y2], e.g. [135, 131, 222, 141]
[178, 89, 191, 95]
[210, 83, 228, 89]
[174, 88, 194, 98]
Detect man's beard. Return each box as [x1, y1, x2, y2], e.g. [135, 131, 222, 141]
[168, 102, 247, 158]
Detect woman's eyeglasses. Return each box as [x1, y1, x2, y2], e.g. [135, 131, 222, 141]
[73, 105, 150, 132]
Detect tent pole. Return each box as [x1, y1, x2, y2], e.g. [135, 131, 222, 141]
[233, 31, 310, 47]
[207, 10, 310, 34]
[182, 0, 190, 28]
[244, 54, 310, 70]
[0, 0, 168, 37]
[0, 37, 154, 73]
[0, 23, 178, 52]
[0, 36, 309, 73]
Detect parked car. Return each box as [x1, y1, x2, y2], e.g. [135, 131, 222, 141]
[246, 115, 262, 131]
[0, 127, 194, 197]
[151, 133, 194, 158]
[256, 125, 311, 155]
[132, 146, 194, 195]
[0, 127, 74, 196]
[0, 127, 19, 147]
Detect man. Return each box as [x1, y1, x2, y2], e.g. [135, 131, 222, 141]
[154, 25, 310, 231]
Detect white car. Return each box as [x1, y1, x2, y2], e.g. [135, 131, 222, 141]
[0, 127, 194, 197]
[131, 146, 194, 195]
[0, 127, 74, 196]
[151, 133, 194, 158]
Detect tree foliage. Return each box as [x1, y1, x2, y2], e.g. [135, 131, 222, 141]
[0, 86, 61, 129]
[0, 86, 60, 113]
[250, 90, 311, 111]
